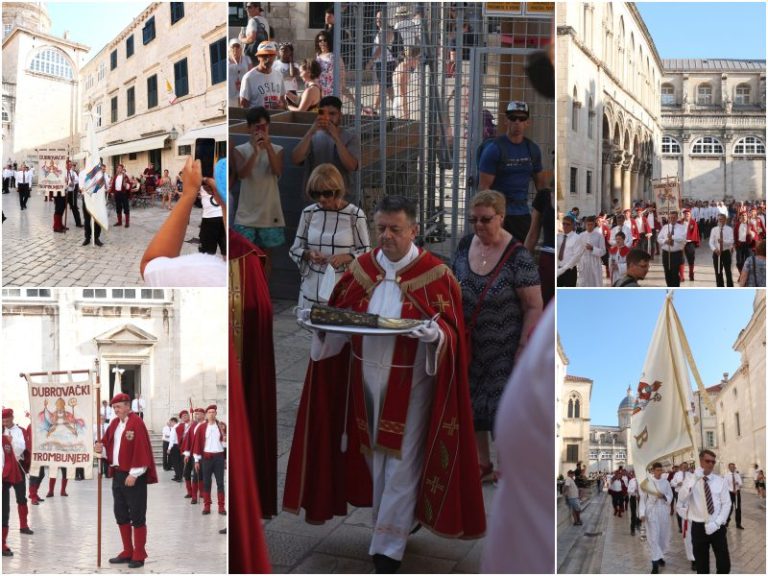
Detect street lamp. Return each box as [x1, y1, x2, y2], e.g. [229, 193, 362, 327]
[169, 126, 178, 141]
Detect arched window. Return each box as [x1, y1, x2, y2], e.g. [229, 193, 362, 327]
[691, 136, 724, 155]
[697, 83, 713, 105]
[734, 83, 751, 105]
[574, 399, 581, 419]
[572, 87, 580, 132]
[734, 136, 765, 155]
[1, 105, 9, 123]
[28, 47, 74, 80]
[661, 83, 675, 106]
[661, 135, 681, 155]
[567, 398, 574, 418]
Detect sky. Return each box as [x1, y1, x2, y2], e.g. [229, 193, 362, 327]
[558, 289, 758, 426]
[636, 2, 766, 60]
[47, 2, 151, 59]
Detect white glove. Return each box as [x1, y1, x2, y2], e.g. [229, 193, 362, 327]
[694, 468, 704, 480]
[704, 521, 718, 535]
[408, 323, 440, 344]
[296, 307, 311, 322]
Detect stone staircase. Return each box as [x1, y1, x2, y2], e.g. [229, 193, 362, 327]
[148, 431, 165, 466]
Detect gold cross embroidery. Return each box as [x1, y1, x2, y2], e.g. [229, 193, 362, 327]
[432, 294, 450, 313]
[441, 417, 459, 437]
[426, 475, 445, 494]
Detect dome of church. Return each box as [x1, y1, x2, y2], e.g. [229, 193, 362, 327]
[618, 395, 633, 410]
[2, 3, 52, 38]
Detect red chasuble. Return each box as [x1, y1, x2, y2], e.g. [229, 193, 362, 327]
[2, 434, 23, 484]
[229, 231, 277, 518]
[102, 413, 158, 484]
[283, 247, 486, 539]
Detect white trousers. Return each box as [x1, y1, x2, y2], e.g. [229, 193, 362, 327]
[645, 502, 671, 562]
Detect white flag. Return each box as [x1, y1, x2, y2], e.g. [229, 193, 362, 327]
[630, 293, 695, 484]
[78, 113, 109, 231]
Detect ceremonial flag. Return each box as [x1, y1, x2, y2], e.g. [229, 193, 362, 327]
[24, 370, 96, 480]
[630, 293, 697, 485]
[78, 113, 110, 232]
[164, 72, 178, 105]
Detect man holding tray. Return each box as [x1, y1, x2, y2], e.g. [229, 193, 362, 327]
[284, 195, 485, 574]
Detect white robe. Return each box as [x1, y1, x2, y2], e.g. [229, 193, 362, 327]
[576, 230, 606, 287]
[310, 243, 445, 561]
[639, 477, 673, 562]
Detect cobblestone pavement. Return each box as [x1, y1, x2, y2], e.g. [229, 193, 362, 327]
[1, 467, 227, 573]
[264, 300, 493, 574]
[2, 186, 204, 287]
[559, 489, 766, 573]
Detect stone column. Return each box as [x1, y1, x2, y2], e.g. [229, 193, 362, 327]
[622, 152, 634, 209]
[611, 149, 624, 210]
[630, 156, 642, 203]
[601, 145, 612, 213]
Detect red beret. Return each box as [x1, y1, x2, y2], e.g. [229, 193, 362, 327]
[110, 393, 130, 405]
[206, 404, 218, 412]
[179, 410, 189, 418]
[194, 408, 205, 414]
[2, 408, 13, 419]
[682, 208, 690, 213]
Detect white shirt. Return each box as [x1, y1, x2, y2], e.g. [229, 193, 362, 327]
[556, 231, 584, 275]
[65, 168, 78, 191]
[115, 174, 124, 191]
[161, 425, 172, 443]
[101, 405, 115, 421]
[200, 187, 223, 219]
[725, 470, 743, 492]
[193, 422, 225, 462]
[2, 168, 12, 179]
[5, 425, 26, 460]
[131, 398, 145, 412]
[677, 470, 731, 525]
[167, 423, 182, 451]
[111, 417, 147, 477]
[228, 54, 250, 107]
[627, 477, 639, 496]
[610, 223, 634, 247]
[15, 169, 33, 185]
[671, 469, 691, 490]
[240, 67, 284, 110]
[658, 222, 686, 252]
[709, 225, 734, 252]
[245, 14, 270, 43]
[563, 477, 579, 499]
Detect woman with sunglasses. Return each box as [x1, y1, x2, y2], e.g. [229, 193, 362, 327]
[451, 190, 542, 484]
[289, 163, 370, 308]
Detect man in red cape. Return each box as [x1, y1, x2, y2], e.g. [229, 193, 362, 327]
[283, 196, 485, 573]
[96, 393, 158, 569]
[681, 208, 701, 281]
[229, 230, 277, 518]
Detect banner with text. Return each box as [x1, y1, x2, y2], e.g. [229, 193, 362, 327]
[36, 148, 68, 195]
[24, 371, 95, 479]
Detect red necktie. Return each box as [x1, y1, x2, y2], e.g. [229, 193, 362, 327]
[703, 476, 715, 514]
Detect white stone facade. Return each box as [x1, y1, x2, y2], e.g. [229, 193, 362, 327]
[1, 288, 227, 434]
[556, 335, 593, 477]
[557, 2, 663, 216]
[659, 59, 766, 203]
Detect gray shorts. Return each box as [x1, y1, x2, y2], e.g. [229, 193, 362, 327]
[567, 497, 581, 512]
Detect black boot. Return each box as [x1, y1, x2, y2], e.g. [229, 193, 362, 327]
[372, 554, 401, 574]
[651, 561, 659, 573]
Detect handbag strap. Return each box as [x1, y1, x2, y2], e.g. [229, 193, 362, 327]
[466, 238, 521, 334]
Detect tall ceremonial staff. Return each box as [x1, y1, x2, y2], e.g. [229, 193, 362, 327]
[95, 359, 102, 568]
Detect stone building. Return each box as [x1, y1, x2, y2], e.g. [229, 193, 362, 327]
[1, 288, 227, 436]
[556, 335, 593, 477]
[557, 2, 663, 215]
[659, 59, 766, 203]
[587, 388, 632, 474]
[79, 2, 227, 177]
[2, 2, 90, 163]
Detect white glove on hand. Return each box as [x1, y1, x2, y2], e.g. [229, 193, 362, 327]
[694, 468, 704, 480]
[704, 521, 718, 535]
[408, 323, 440, 344]
[296, 307, 311, 322]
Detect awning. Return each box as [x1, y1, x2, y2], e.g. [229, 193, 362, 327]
[176, 123, 227, 145]
[99, 134, 169, 158]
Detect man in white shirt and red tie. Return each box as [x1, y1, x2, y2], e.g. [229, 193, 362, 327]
[95, 393, 158, 569]
[193, 405, 226, 516]
[724, 463, 743, 530]
[677, 449, 731, 574]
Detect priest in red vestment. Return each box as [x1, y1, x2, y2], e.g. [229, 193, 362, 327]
[283, 196, 485, 574]
[229, 230, 277, 518]
[95, 393, 158, 569]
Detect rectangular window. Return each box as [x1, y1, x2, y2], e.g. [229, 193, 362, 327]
[735, 86, 751, 105]
[111, 96, 118, 123]
[586, 170, 593, 195]
[83, 288, 108, 298]
[170, 2, 185, 24]
[588, 108, 595, 139]
[209, 38, 227, 85]
[570, 167, 578, 195]
[128, 152, 137, 160]
[697, 85, 712, 105]
[110, 49, 117, 70]
[174, 58, 189, 98]
[735, 413, 740, 437]
[96, 103, 102, 128]
[98, 62, 106, 82]
[661, 86, 675, 105]
[142, 16, 156, 45]
[177, 144, 192, 156]
[147, 74, 158, 109]
[566, 444, 579, 463]
[705, 430, 714, 448]
[127, 86, 135, 117]
[111, 289, 137, 299]
[126, 35, 134, 58]
[140, 289, 165, 299]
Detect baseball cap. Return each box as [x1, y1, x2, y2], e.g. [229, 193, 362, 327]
[256, 41, 278, 56]
[506, 101, 529, 117]
[229, 38, 241, 47]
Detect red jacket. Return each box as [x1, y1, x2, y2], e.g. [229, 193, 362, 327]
[109, 172, 132, 194]
[2, 434, 23, 484]
[192, 421, 225, 458]
[102, 413, 158, 483]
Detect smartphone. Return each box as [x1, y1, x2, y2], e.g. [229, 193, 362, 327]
[194, 138, 216, 179]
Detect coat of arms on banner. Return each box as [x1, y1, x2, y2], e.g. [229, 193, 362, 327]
[37, 397, 88, 452]
[632, 380, 663, 415]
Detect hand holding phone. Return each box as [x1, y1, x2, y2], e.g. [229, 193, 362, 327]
[194, 138, 216, 179]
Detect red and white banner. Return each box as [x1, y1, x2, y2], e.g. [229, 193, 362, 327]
[24, 371, 95, 479]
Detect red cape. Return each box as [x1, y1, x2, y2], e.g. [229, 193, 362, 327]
[685, 219, 700, 246]
[2, 434, 23, 484]
[229, 231, 277, 518]
[102, 413, 158, 483]
[283, 248, 486, 538]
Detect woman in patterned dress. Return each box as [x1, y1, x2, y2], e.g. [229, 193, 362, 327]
[452, 190, 543, 482]
[289, 163, 370, 308]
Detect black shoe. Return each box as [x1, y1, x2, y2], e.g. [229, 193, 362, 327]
[2, 549, 12, 557]
[631, 529, 635, 535]
[82, 239, 91, 246]
[94, 239, 104, 247]
[219, 509, 227, 516]
[202, 509, 211, 515]
[409, 523, 421, 535]
[184, 494, 192, 499]
[658, 559, 665, 566]
[219, 528, 227, 534]
[372, 554, 402, 574]
[691, 561, 696, 570]
[109, 556, 132, 564]
[736, 525, 744, 529]
[128, 560, 145, 568]
[75, 224, 84, 228]
[651, 562, 659, 574]
[20, 527, 33, 535]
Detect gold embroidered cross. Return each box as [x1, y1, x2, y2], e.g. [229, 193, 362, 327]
[426, 475, 445, 494]
[432, 294, 450, 313]
[441, 417, 459, 436]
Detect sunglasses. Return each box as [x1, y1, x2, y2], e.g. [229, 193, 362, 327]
[507, 115, 528, 123]
[468, 215, 497, 224]
[317, 38, 329, 44]
[309, 189, 339, 200]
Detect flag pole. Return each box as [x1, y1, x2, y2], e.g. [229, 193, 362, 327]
[95, 359, 102, 568]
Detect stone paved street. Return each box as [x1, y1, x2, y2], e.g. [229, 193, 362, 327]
[558, 489, 766, 573]
[2, 186, 204, 287]
[264, 300, 494, 574]
[2, 467, 226, 573]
